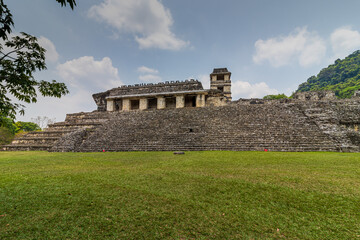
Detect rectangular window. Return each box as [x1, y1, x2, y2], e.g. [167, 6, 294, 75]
[217, 74, 224, 80]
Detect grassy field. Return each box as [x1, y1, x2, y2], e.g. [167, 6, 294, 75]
[0, 151, 359, 239]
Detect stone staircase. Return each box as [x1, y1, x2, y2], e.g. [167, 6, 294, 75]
[2, 100, 358, 152]
[1, 112, 109, 151]
[77, 103, 341, 152]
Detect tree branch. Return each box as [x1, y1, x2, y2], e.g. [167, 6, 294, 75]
[0, 46, 25, 61]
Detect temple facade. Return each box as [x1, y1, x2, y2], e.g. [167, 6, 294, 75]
[92, 68, 232, 112]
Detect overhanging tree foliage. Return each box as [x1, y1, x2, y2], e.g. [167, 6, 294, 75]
[0, 0, 76, 119]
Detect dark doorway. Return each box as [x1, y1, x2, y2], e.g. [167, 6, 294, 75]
[148, 98, 157, 109]
[185, 95, 196, 107]
[130, 99, 139, 110]
[165, 97, 176, 108]
[115, 99, 122, 111]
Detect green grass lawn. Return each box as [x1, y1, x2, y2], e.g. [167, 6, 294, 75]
[0, 151, 359, 239]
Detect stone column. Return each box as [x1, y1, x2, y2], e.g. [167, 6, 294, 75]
[139, 98, 148, 110]
[157, 96, 166, 109]
[122, 99, 130, 111]
[196, 94, 206, 108]
[176, 95, 185, 108]
[106, 99, 115, 112]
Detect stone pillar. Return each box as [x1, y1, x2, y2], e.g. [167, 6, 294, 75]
[196, 94, 206, 108]
[176, 95, 185, 108]
[157, 96, 166, 109]
[210, 75, 217, 90]
[224, 86, 231, 93]
[122, 99, 130, 111]
[139, 98, 148, 110]
[106, 99, 115, 112]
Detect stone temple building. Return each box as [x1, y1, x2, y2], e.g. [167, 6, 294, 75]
[93, 68, 232, 112]
[2, 68, 360, 152]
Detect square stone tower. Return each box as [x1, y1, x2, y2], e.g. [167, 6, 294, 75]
[210, 68, 232, 101]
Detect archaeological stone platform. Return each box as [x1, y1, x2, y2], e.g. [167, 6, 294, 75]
[3, 98, 360, 152]
[3, 67, 360, 152]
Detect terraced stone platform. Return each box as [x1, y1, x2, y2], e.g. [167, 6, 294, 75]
[76, 102, 342, 152]
[2, 99, 360, 152]
[2, 112, 109, 151]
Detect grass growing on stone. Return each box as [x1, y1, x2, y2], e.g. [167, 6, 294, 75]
[0, 151, 359, 239]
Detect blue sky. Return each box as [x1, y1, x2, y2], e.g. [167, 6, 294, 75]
[6, 0, 360, 121]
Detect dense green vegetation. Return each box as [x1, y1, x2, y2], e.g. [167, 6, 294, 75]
[296, 50, 360, 98]
[263, 93, 289, 100]
[0, 126, 13, 145]
[14, 121, 41, 133]
[0, 116, 41, 145]
[0, 151, 359, 239]
[0, 116, 17, 134]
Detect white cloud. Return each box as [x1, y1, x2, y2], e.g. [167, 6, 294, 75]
[198, 74, 210, 89]
[57, 56, 122, 90]
[137, 66, 159, 74]
[138, 65, 161, 82]
[253, 27, 326, 67]
[232, 80, 278, 99]
[88, 0, 189, 50]
[18, 56, 122, 121]
[139, 74, 162, 82]
[16, 89, 97, 122]
[38, 36, 59, 63]
[331, 26, 360, 59]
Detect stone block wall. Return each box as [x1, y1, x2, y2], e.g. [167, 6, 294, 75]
[293, 91, 336, 100]
[109, 80, 203, 96]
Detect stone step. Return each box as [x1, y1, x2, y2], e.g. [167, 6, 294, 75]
[47, 123, 101, 128]
[86, 141, 340, 148]
[27, 130, 73, 134]
[11, 138, 59, 145]
[79, 146, 340, 152]
[2, 144, 53, 151]
[13, 136, 59, 140]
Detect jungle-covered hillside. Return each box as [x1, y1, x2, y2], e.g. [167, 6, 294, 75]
[296, 50, 360, 98]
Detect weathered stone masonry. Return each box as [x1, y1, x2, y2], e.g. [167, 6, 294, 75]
[93, 68, 232, 112]
[3, 68, 360, 152]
